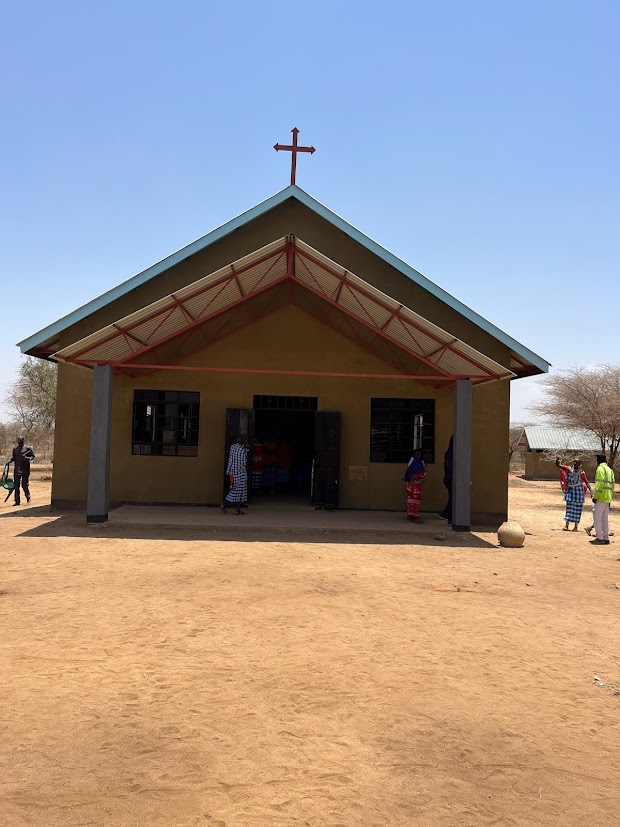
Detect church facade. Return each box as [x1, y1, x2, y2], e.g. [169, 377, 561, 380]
[19, 185, 549, 526]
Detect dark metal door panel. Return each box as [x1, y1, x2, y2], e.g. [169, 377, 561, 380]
[312, 411, 341, 509]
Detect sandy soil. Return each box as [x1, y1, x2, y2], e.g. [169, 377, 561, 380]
[1, 471, 619, 826]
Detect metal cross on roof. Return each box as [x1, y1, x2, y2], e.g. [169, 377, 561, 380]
[274, 127, 316, 185]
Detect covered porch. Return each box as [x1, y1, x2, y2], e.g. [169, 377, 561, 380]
[105, 497, 495, 546]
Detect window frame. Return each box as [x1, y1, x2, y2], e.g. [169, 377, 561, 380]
[132, 390, 200, 457]
[369, 398, 435, 464]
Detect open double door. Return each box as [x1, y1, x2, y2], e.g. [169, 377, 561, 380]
[224, 408, 341, 509]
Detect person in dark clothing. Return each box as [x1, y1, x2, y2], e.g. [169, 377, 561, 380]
[440, 436, 454, 523]
[9, 435, 35, 506]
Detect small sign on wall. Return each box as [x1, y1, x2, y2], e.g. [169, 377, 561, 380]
[348, 465, 368, 481]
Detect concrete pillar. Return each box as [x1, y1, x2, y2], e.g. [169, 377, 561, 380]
[86, 365, 114, 523]
[452, 379, 472, 532]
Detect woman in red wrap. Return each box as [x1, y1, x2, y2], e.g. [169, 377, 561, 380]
[404, 449, 426, 522]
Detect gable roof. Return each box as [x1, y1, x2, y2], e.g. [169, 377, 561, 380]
[18, 185, 549, 375]
[523, 426, 601, 452]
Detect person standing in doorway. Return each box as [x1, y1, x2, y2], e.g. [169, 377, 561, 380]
[221, 436, 248, 515]
[8, 435, 35, 506]
[555, 456, 593, 531]
[440, 436, 454, 523]
[589, 453, 615, 546]
[404, 449, 426, 522]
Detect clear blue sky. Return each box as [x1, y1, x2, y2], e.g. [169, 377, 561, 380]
[1, 0, 618, 422]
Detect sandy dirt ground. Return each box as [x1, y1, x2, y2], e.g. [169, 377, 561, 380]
[1, 471, 619, 826]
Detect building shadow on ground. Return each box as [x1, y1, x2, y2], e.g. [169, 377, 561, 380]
[15, 509, 498, 548]
[0, 504, 56, 519]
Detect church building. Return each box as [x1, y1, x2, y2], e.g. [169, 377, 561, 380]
[18, 180, 549, 528]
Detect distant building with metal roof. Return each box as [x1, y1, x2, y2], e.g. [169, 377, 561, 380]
[522, 426, 601, 452]
[520, 426, 601, 480]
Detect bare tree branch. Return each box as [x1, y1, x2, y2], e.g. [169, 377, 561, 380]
[530, 365, 620, 469]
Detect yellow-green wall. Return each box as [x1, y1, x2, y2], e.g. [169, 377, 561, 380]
[52, 305, 510, 524]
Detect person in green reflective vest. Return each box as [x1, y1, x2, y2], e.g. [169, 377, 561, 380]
[589, 454, 615, 546]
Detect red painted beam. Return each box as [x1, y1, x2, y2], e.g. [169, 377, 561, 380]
[71, 361, 494, 381]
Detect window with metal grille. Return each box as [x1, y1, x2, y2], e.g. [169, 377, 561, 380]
[253, 395, 318, 411]
[370, 398, 435, 463]
[132, 390, 200, 456]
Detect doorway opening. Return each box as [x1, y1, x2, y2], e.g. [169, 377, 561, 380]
[253, 397, 317, 502]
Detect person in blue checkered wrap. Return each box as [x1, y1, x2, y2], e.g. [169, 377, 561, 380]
[221, 437, 248, 515]
[555, 456, 593, 531]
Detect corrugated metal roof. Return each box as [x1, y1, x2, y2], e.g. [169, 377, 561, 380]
[52, 236, 515, 381]
[524, 426, 601, 451]
[18, 185, 550, 375]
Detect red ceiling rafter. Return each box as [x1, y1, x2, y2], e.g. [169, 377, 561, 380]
[287, 236, 295, 278]
[380, 305, 403, 331]
[296, 248, 428, 351]
[402, 312, 495, 377]
[343, 281, 383, 328]
[167, 325, 200, 362]
[386, 313, 427, 355]
[230, 265, 245, 297]
[147, 304, 182, 347]
[287, 237, 294, 303]
[426, 339, 458, 359]
[112, 323, 148, 349]
[246, 248, 287, 293]
[334, 278, 346, 303]
[296, 246, 334, 296]
[171, 296, 196, 323]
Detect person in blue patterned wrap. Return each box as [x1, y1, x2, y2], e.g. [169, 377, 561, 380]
[221, 436, 248, 515]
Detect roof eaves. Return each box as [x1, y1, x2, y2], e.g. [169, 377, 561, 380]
[17, 185, 299, 354]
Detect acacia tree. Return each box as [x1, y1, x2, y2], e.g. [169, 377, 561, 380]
[531, 365, 620, 470]
[5, 357, 57, 456]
